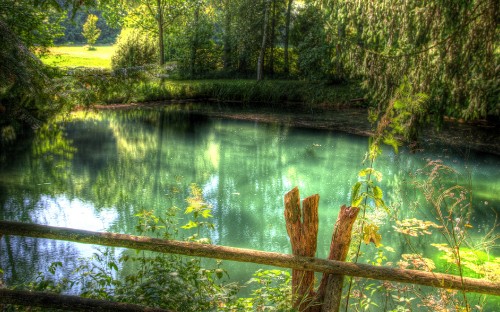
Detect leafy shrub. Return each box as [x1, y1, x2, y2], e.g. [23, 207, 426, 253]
[223, 269, 292, 311]
[291, 4, 332, 81]
[111, 28, 158, 69]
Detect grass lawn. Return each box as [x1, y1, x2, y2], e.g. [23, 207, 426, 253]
[41, 45, 115, 68]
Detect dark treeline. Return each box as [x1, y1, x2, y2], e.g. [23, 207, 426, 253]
[56, 9, 120, 45]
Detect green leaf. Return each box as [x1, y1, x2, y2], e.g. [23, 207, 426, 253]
[358, 168, 373, 177]
[215, 269, 224, 279]
[375, 198, 389, 212]
[108, 262, 119, 272]
[358, 168, 383, 182]
[48, 261, 63, 274]
[352, 192, 366, 207]
[393, 99, 404, 109]
[201, 209, 213, 219]
[351, 181, 362, 206]
[181, 220, 198, 229]
[382, 137, 400, 153]
[373, 186, 383, 199]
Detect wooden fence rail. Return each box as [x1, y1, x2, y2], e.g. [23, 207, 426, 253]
[1, 220, 499, 297]
[0, 289, 170, 312]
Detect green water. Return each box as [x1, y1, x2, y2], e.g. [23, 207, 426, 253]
[1, 107, 498, 308]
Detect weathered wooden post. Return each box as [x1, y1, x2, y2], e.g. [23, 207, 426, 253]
[284, 187, 319, 311]
[285, 187, 360, 312]
[314, 205, 360, 312]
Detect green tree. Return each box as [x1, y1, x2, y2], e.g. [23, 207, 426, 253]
[283, 0, 294, 76]
[0, 0, 65, 53]
[217, 0, 299, 78]
[321, 0, 499, 124]
[56, 10, 120, 45]
[82, 14, 101, 49]
[176, 0, 221, 78]
[0, 0, 105, 152]
[229, 0, 267, 75]
[125, 0, 191, 65]
[257, 0, 271, 80]
[0, 0, 65, 146]
[220, 0, 233, 70]
[291, 3, 331, 80]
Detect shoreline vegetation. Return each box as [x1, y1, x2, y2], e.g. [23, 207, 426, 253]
[37, 45, 500, 155]
[38, 45, 499, 156]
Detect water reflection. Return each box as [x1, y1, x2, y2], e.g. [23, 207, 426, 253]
[1, 107, 499, 295]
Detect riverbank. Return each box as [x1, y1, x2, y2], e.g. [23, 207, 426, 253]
[211, 108, 500, 156]
[94, 101, 500, 156]
[36, 64, 498, 156]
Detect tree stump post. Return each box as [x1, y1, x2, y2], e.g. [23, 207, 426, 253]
[284, 187, 319, 311]
[314, 205, 360, 312]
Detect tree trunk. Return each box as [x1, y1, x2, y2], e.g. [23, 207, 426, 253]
[257, 0, 270, 81]
[157, 0, 165, 65]
[284, 0, 293, 76]
[1, 221, 499, 296]
[190, 4, 200, 77]
[223, 0, 232, 70]
[269, 0, 276, 77]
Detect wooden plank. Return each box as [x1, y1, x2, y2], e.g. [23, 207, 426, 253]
[1, 221, 499, 296]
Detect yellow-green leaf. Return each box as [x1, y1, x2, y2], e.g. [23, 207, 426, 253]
[181, 220, 198, 229]
[201, 209, 213, 219]
[373, 186, 383, 199]
[359, 168, 373, 177]
[351, 182, 362, 206]
[363, 224, 382, 247]
[352, 193, 366, 207]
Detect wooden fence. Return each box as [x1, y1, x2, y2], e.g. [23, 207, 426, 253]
[0, 187, 499, 311]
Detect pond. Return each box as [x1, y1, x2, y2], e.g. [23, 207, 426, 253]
[1, 106, 498, 308]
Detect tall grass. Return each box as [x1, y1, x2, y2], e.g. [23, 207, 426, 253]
[90, 76, 365, 109]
